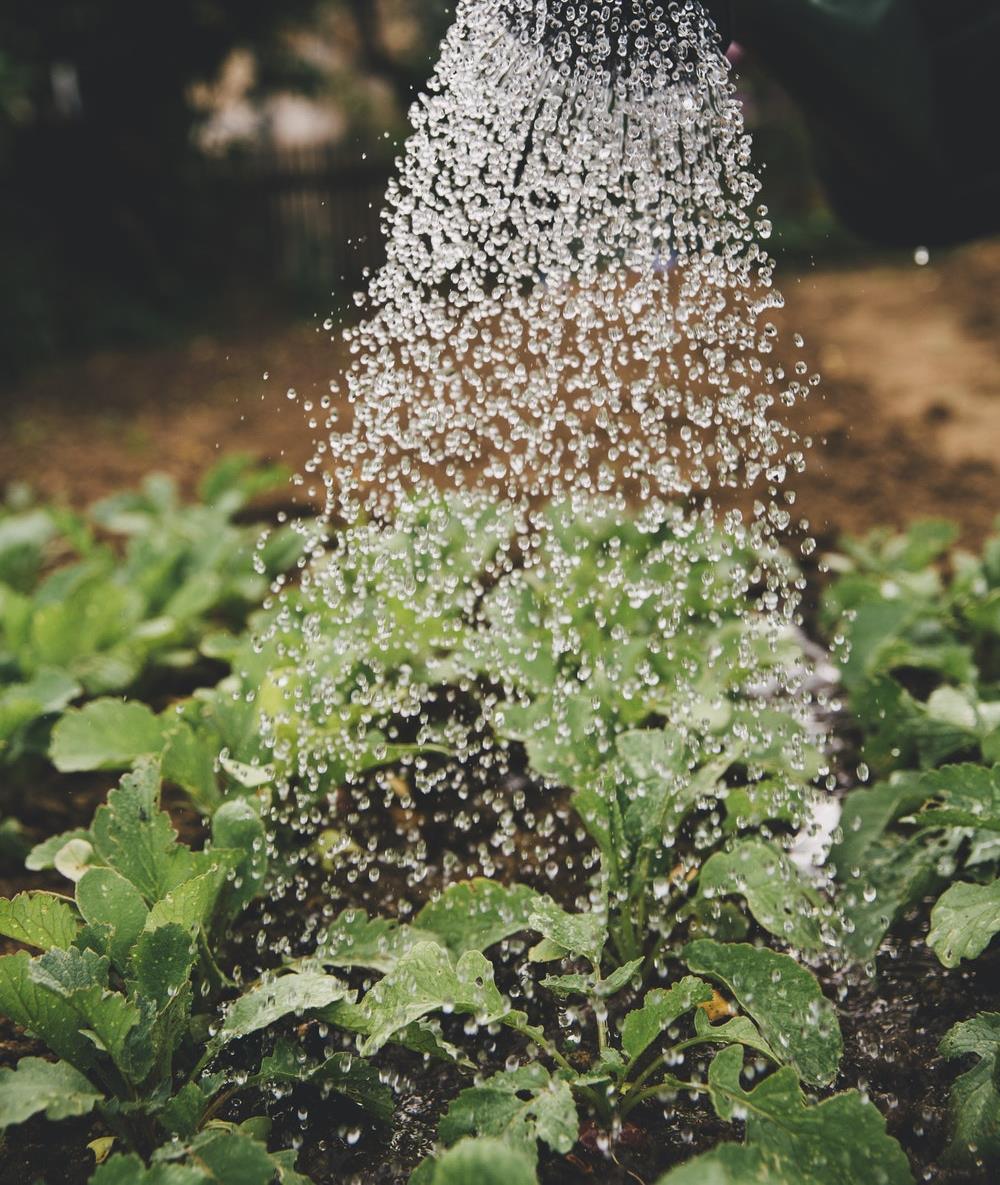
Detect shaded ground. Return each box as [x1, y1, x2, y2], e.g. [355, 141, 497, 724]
[2, 240, 999, 546]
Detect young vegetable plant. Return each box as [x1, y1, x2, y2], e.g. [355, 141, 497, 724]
[47, 493, 516, 820]
[825, 520, 1000, 1173]
[0, 760, 389, 1182]
[823, 517, 1000, 777]
[0, 457, 301, 776]
[468, 503, 830, 967]
[824, 522, 1000, 960]
[305, 880, 907, 1184]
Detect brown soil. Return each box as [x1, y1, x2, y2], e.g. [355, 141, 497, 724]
[2, 240, 999, 545]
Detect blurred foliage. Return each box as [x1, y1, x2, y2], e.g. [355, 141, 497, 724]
[0, 0, 327, 380]
[0, 2, 843, 380]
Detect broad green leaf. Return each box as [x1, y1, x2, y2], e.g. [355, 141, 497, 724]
[144, 867, 228, 937]
[697, 840, 824, 951]
[620, 976, 714, 1063]
[913, 764, 1000, 832]
[0, 1057, 102, 1129]
[92, 1153, 208, 1184]
[253, 1038, 394, 1124]
[50, 699, 166, 772]
[0, 668, 80, 741]
[159, 1082, 209, 1139]
[162, 723, 221, 814]
[0, 891, 80, 951]
[414, 880, 541, 955]
[29, 946, 140, 1069]
[76, 868, 149, 970]
[699, 1054, 913, 1185]
[940, 1012, 1000, 1168]
[131, 924, 197, 1010]
[314, 908, 426, 974]
[211, 800, 269, 918]
[359, 943, 508, 1055]
[0, 951, 99, 1070]
[415, 1137, 537, 1185]
[683, 941, 842, 1087]
[91, 760, 200, 903]
[928, 880, 1000, 968]
[617, 731, 727, 850]
[526, 900, 605, 965]
[439, 1063, 578, 1157]
[218, 971, 350, 1046]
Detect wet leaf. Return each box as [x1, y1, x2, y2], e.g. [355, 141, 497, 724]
[414, 880, 541, 955]
[76, 868, 148, 970]
[414, 1137, 537, 1185]
[526, 900, 605, 965]
[218, 971, 350, 1046]
[314, 908, 428, 974]
[913, 764, 1000, 832]
[928, 879, 1000, 968]
[29, 946, 140, 1069]
[0, 891, 81, 951]
[0, 951, 99, 1070]
[439, 1063, 578, 1158]
[131, 924, 197, 1010]
[0, 1057, 102, 1129]
[697, 839, 824, 951]
[358, 943, 508, 1055]
[211, 800, 269, 918]
[541, 957, 642, 1000]
[684, 1050, 913, 1184]
[50, 698, 166, 772]
[144, 867, 228, 938]
[620, 976, 714, 1064]
[683, 941, 842, 1087]
[939, 1012, 1000, 1168]
[91, 760, 202, 903]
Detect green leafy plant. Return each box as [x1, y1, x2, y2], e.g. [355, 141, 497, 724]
[0, 457, 301, 774]
[287, 877, 905, 1182]
[824, 521, 1000, 961]
[0, 760, 387, 1181]
[467, 503, 828, 965]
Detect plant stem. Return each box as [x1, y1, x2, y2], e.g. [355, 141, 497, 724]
[620, 1077, 705, 1119]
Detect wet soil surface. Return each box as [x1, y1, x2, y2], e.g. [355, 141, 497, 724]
[2, 241, 999, 544]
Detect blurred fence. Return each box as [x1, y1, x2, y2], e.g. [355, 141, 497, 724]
[206, 146, 394, 297]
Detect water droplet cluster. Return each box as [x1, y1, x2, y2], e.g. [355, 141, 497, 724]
[259, 0, 823, 947]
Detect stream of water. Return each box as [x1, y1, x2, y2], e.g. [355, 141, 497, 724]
[261, 0, 829, 959]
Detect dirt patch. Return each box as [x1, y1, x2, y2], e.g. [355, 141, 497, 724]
[2, 241, 998, 545]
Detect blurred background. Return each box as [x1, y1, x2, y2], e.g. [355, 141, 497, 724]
[0, 0, 852, 376]
[1, 1, 998, 541]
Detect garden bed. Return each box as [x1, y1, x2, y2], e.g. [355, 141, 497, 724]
[2, 463, 999, 1184]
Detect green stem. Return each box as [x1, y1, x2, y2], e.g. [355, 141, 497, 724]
[620, 1077, 705, 1119]
[200, 1086, 239, 1128]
